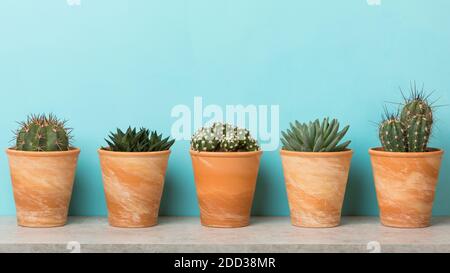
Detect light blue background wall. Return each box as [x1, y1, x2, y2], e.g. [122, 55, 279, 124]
[0, 0, 449, 216]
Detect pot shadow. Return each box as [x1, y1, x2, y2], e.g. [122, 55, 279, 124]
[430, 217, 450, 226]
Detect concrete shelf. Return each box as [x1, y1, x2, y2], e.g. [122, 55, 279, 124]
[1, 216, 449, 253]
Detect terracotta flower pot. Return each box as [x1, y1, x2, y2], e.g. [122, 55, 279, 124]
[280, 149, 353, 228]
[98, 149, 170, 228]
[6, 148, 80, 227]
[369, 147, 444, 228]
[190, 150, 262, 228]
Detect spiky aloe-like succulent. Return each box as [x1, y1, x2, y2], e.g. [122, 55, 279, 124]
[103, 127, 175, 152]
[281, 118, 351, 152]
[14, 114, 72, 151]
[191, 122, 259, 152]
[379, 83, 434, 152]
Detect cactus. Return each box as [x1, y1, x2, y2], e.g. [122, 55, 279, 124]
[103, 127, 175, 152]
[379, 114, 407, 152]
[281, 118, 351, 152]
[379, 83, 434, 152]
[14, 114, 71, 152]
[400, 82, 433, 125]
[405, 115, 432, 152]
[191, 122, 259, 152]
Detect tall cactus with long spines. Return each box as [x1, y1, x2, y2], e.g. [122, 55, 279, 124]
[400, 82, 433, 125]
[379, 83, 434, 152]
[14, 114, 72, 151]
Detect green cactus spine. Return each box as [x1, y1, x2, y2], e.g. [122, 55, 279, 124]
[15, 114, 71, 152]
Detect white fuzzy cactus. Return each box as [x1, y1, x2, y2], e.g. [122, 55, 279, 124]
[191, 122, 259, 152]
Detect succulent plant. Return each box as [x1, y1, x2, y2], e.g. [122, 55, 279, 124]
[400, 83, 434, 125]
[281, 118, 351, 152]
[191, 122, 259, 152]
[103, 127, 175, 152]
[14, 114, 72, 152]
[379, 83, 434, 152]
[379, 113, 407, 152]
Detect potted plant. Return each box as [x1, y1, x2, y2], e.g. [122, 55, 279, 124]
[6, 114, 80, 227]
[98, 127, 174, 228]
[280, 118, 352, 228]
[190, 122, 262, 228]
[369, 84, 444, 228]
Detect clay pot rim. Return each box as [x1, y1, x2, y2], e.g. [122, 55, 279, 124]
[190, 149, 263, 158]
[98, 148, 171, 157]
[6, 147, 80, 157]
[369, 147, 443, 158]
[280, 149, 352, 157]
